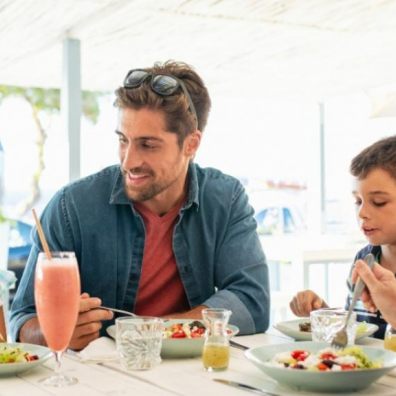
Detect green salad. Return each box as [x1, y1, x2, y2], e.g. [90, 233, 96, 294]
[270, 346, 382, 371]
[0, 344, 38, 364]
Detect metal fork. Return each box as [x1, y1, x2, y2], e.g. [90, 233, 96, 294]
[99, 306, 137, 317]
[330, 253, 376, 349]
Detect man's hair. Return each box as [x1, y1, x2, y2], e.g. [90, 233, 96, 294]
[350, 135, 396, 180]
[114, 61, 211, 146]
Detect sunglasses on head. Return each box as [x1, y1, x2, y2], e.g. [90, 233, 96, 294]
[123, 69, 198, 127]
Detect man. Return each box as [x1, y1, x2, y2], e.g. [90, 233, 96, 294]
[10, 61, 270, 350]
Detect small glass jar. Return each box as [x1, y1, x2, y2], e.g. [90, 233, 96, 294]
[201, 308, 232, 371]
[384, 324, 396, 352]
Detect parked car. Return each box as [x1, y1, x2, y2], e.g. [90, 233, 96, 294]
[9, 220, 32, 261]
[8, 220, 32, 301]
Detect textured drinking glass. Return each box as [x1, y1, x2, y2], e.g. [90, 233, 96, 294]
[202, 308, 232, 371]
[310, 308, 357, 345]
[116, 316, 163, 370]
[35, 252, 81, 386]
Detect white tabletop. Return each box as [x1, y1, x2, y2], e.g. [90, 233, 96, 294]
[3, 330, 396, 396]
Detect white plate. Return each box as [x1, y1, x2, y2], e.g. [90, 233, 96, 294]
[106, 319, 239, 358]
[0, 343, 52, 376]
[245, 341, 396, 393]
[274, 318, 379, 341]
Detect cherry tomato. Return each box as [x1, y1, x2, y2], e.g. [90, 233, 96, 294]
[341, 363, 356, 370]
[317, 363, 329, 371]
[171, 330, 187, 338]
[190, 327, 205, 338]
[291, 350, 309, 361]
[320, 352, 337, 360]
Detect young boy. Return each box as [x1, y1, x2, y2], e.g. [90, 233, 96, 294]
[290, 135, 396, 338]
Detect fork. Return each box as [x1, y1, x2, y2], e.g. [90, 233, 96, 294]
[330, 253, 376, 349]
[99, 306, 137, 317]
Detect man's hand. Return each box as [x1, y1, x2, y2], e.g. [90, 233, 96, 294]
[19, 292, 113, 350]
[68, 293, 113, 351]
[289, 290, 327, 317]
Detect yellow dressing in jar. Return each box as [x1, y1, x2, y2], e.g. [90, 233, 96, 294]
[201, 308, 232, 372]
[202, 343, 230, 370]
[384, 325, 396, 352]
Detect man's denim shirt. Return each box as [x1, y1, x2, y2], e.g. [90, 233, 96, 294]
[10, 163, 270, 340]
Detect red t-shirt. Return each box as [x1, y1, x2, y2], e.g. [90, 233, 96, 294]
[133, 200, 190, 316]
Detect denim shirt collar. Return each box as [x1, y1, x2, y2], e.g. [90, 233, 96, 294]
[109, 167, 130, 205]
[108, 163, 200, 210]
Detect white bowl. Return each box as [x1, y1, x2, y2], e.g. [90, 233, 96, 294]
[0, 343, 51, 376]
[106, 318, 239, 359]
[245, 341, 396, 393]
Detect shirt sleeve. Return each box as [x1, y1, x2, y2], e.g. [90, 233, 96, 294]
[203, 182, 270, 335]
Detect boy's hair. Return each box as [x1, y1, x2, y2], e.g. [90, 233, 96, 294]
[350, 135, 396, 180]
[114, 60, 211, 146]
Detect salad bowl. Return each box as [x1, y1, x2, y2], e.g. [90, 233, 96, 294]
[161, 319, 238, 358]
[106, 318, 239, 358]
[245, 341, 396, 392]
[0, 343, 52, 376]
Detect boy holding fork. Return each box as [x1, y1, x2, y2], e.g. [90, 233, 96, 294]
[290, 135, 396, 338]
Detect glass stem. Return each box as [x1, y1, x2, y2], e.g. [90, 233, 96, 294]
[54, 351, 63, 375]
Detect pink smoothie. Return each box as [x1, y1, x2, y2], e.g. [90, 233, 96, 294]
[35, 258, 80, 352]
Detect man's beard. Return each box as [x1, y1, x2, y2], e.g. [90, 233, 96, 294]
[122, 167, 181, 202]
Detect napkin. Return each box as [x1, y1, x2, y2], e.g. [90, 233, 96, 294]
[77, 336, 119, 363]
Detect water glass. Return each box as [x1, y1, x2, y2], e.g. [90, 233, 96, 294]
[116, 316, 163, 370]
[310, 308, 357, 345]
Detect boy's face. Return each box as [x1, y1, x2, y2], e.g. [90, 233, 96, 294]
[352, 168, 396, 246]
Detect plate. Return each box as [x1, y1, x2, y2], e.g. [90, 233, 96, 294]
[106, 319, 239, 358]
[0, 343, 52, 376]
[245, 341, 396, 392]
[274, 318, 379, 341]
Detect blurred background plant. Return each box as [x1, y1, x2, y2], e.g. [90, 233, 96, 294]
[0, 86, 104, 216]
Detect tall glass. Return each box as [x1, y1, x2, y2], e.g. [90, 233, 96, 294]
[34, 252, 80, 386]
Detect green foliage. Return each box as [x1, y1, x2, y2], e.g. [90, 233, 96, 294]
[0, 208, 6, 223]
[0, 85, 105, 122]
[0, 84, 107, 215]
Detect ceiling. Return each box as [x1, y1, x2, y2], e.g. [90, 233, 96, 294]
[1, 0, 396, 99]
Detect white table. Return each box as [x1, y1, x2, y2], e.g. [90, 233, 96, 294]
[3, 331, 396, 396]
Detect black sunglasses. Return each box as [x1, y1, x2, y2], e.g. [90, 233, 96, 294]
[123, 69, 198, 128]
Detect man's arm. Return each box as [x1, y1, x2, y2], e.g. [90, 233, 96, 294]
[163, 305, 207, 320]
[203, 182, 270, 335]
[19, 317, 46, 346]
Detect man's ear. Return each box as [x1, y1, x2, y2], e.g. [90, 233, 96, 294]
[184, 130, 202, 157]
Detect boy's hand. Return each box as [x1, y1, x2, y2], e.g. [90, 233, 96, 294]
[289, 290, 327, 317]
